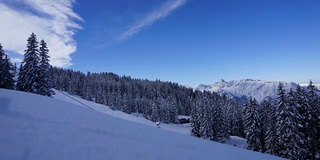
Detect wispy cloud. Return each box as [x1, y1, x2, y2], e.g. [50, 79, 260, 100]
[0, 0, 82, 67]
[116, 0, 187, 42]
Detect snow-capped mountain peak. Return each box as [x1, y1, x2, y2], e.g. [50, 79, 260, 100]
[196, 79, 298, 102]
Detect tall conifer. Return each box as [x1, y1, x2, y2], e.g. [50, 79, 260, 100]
[38, 39, 53, 96]
[17, 33, 41, 94]
[243, 97, 263, 152]
[0, 43, 15, 89]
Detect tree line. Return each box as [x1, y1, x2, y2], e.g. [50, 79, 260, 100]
[0, 43, 15, 89]
[50, 67, 243, 128]
[49, 67, 246, 143]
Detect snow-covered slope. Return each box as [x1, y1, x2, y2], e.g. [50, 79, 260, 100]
[52, 89, 191, 135]
[0, 89, 283, 160]
[53, 89, 247, 148]
[196, 79, 298, 102]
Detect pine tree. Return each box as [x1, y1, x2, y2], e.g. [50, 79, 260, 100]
[306, 80, 320, 159]
[213, 98, 226, 143]
[168, 96, 178, 123]
[0, 43, 15, 89]
[199, 94, 214, 140]
[295, 85, 309, 152]
[285, 89, 306, 159]
[38, 39, 53, 96]
[294, 83, 319, 159]
[275, 83, 305, 159]
[243, 97, 263, 152]
[228, 99, 245, 138]
[16, 33, 41, 94]
[260, 100, 271, 152]
[264, 100, 279, 155]
[275, 82, 287, 157]
[150, 100, 160, 122]
[191, 91, 203, 138]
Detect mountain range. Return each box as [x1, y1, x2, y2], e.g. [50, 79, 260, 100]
[196, 79, 319, 102]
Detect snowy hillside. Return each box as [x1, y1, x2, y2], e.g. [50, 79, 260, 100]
[53, 89, 250, 149]
[196, 79, 298, 102]
[52, 89, 191, 135]
[0, 89, 283, 160]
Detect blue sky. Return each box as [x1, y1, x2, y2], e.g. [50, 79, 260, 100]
[1, 0, 320, 87]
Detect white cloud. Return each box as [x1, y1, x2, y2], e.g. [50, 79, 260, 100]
[0, 0, 82, 67]
[116, 0, 187, 41]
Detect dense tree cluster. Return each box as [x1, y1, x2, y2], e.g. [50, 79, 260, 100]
[50, 67, 244, 142]
[15, 33, 53, 96]
[243, 82, 320, 159]
[0, 43, 15, 89]
[51, 67, 194, 123]
[190, 91, 235, 142]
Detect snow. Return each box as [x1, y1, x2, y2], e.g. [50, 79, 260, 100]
[177, 115, 190, 119]
[53, 89, 191, 135]
[225, 136, 248, 149]
[0, 89, 284, 160]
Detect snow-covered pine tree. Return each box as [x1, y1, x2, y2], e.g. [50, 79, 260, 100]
[294, 85, 309, 154]
[150, 100, 160, 122]
[260, 100, 271, 152]
[285, 89, 306, 159]
[220, 94, 231, 140]
[200, 96, 214, 140]
[121, 93, 131, 114]
[243, 97, 263, 152]
[275, 83, 305, 159]
[264, 100, 279, 156]
[230, 101, 245, 138]
[16, 33, 41, 94]
[38, 39, 53, 97]
[213, 97, 227, 143]
[190, 91, 203, 138]
[294, 83, 320, 159]
[306, 80, 320, 159]
[275, 82, 288, 158]
[167, 95, 178, 123]
[0, 43, 15, 89]
[225, 97, 244, 138]
[227, 101, 236, 136]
